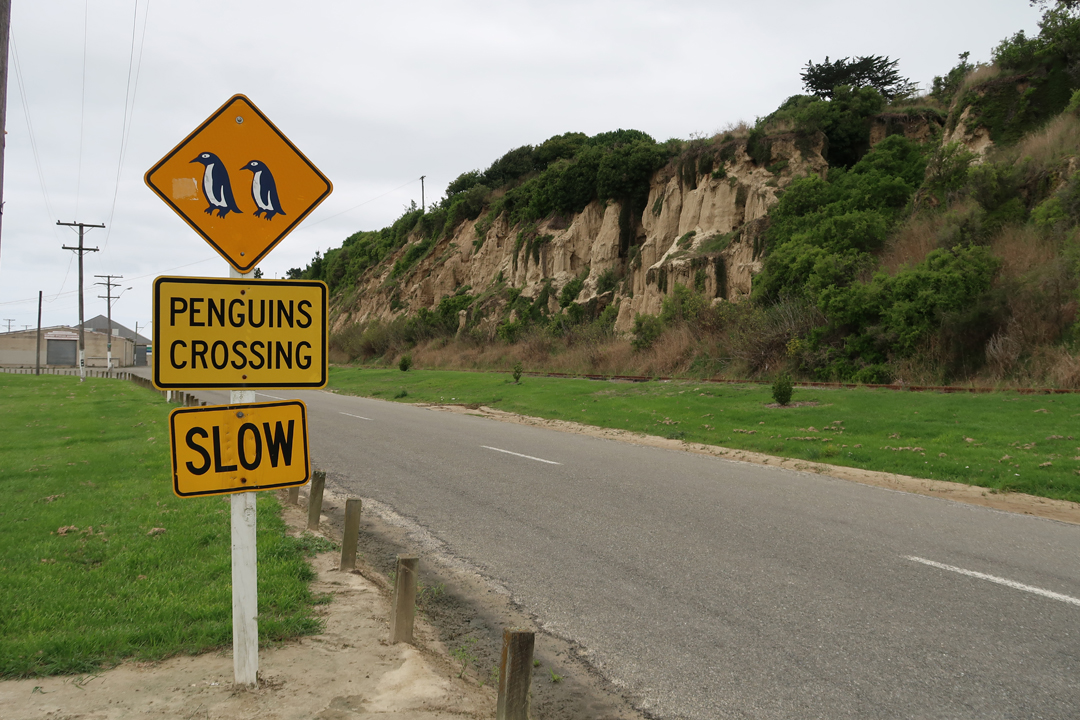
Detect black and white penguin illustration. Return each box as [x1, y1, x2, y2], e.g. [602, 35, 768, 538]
[190, 152, 243, 218]
[240, 160, 286, 221]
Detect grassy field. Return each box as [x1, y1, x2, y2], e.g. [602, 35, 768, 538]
[329, 366, 1080, 503]
[0, 373, 327, 679]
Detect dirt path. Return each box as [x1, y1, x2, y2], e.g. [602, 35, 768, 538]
[0, 501, 496, 720]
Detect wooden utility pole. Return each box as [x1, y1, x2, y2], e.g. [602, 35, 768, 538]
[35, 290, 42, 375]
[0, 0, 11, 270]
[420, 175, 425, 214]
[59, 221, 104, 382]
[94, 274, 123, 372]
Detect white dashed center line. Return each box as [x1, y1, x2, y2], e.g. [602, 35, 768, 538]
[906, 556, 1080, 607]
[340, 412, 373, 421]
[481, 446, 561, 465]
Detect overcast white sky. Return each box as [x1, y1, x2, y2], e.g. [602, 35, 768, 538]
[0, 0, 1043, 335]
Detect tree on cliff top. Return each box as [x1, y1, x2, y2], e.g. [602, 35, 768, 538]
[801, 56, 917, 101]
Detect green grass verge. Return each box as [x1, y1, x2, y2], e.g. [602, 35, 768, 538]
[329, 366, 1080, 503]
[0, 374, 325, 679]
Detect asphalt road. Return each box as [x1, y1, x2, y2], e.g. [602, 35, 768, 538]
[163, 377, 1080, 719]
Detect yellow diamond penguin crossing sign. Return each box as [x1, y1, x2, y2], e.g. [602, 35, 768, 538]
[153, 276, 327, 389]
[169, 400, 310, 498]
[145, 94, 332, 274]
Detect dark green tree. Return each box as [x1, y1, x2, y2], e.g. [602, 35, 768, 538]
[801, 56, 917, 101]
[1029, 0, 1079, 10]
[930, 52, 975, 104]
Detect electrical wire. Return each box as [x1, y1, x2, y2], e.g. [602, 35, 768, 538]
[302, 177, 422, 228]
[74, 0, 89, 219]
[0, 255, 218, 307]
[102, 0, 151, 251]
[10, 31, 57, 224]
[10, 30, 76, 301]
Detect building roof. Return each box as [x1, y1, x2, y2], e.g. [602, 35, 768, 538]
[79, 315, 151, 345]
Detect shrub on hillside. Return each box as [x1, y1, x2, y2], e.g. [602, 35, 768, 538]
[559, 272, 588, 308]
[631, 314, 664, 351]
[759, 85, 886, 167]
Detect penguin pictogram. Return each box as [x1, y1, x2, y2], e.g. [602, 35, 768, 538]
[240, 160, 286, 221]
[190, 152, 243, 218]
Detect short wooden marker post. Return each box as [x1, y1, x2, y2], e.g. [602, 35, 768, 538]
[497, 628, 535, 720]
[307, 470, 326, 532]
[288, 486, 300, 505]
[340, 498, 362, 571]
[388, 555, 418, 644]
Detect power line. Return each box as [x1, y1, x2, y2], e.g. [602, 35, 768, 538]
[10, 30, 57, 223]
[0, 254, 218, 307]
[75, 0, 89, 219]
[303, 177, 421, 228]
[102, 0, 151, 251]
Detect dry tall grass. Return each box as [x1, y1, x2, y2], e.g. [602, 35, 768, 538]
[879, 213, 946, 273]
[956, 64, 1002, 100]
[996, 112, 1080, 169]
[991, 224, 1057, 280]
[715, 121, 752, 139]
[411, 325, 701, 378]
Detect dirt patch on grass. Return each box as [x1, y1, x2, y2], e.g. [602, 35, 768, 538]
[427, 403, 1080, 526]
[0, 502, 496, 720]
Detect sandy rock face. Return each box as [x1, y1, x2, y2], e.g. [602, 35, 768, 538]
[943, 105, 995, 160]
[333, 132, 827, 336]
[615, 133, 825, 331]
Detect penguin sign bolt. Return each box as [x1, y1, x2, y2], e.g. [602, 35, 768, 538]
[145, 95, 332, 274]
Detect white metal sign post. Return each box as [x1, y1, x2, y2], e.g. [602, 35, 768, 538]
[230, 268, 259, 685]
[146, 94, 332, 687]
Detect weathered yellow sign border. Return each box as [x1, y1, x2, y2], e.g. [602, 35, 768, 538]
[153, 276, 327, 390]
[169, 400, 310, 498]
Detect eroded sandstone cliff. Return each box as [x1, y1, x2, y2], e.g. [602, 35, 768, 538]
[331, 131, 828, 336]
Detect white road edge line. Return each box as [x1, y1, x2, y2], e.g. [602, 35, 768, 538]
[906, 556, 1080, 607]
[340, 412, 373, 421]
[481, 446, 561, 465]
[256, 392, 287, 400]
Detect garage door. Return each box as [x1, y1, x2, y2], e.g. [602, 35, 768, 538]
[47, 339, 77, 366]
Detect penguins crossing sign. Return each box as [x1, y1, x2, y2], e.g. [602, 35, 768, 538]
[145, 94, 332, 274]
[152, 276, 327, 389]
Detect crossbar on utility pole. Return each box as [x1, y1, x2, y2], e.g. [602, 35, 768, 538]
[59, 221, 104, 382]
[94, 274, 123, 373]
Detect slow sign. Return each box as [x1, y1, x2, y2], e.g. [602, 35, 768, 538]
[169, 400, 310, 498]
[153, 276, 326, 389]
